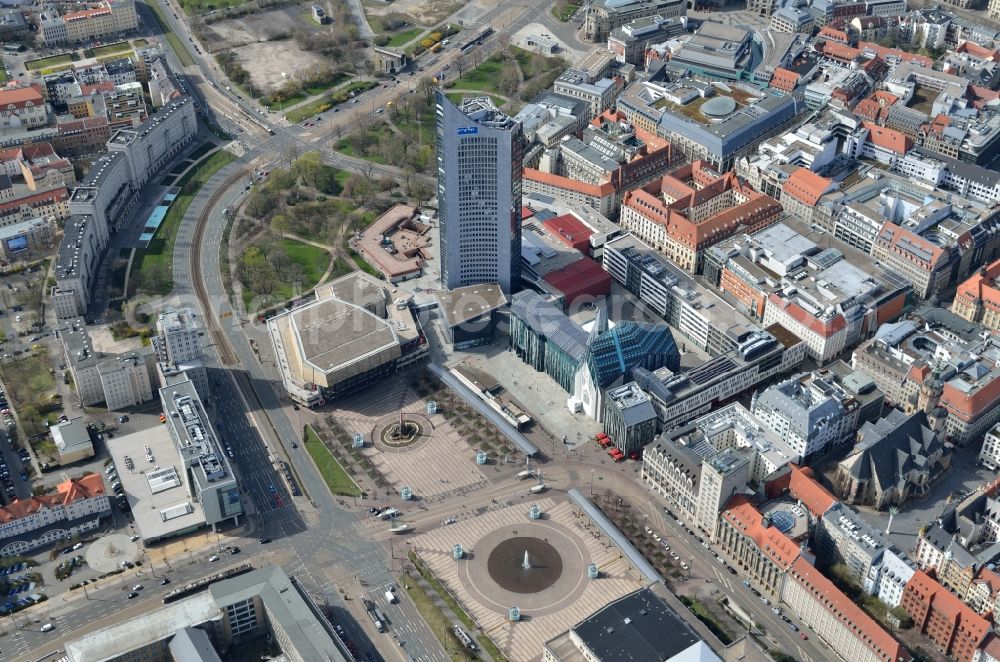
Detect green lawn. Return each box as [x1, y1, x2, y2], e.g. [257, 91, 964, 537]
[280, 238, 329, 288]
[403, 576, 463, 659]
[552, 1, 582, 21]
[303, 425, 362, 496]
[132, 148, 237, 295]
[450, 58, 504, 92]
[25, 53, 75, 71]
[178, 0, 247, 14]
[336, 140, 387, 164]
[0, 67, 7, 84]
[304, 73, 351, 96]
[87, 42, 132, 58]
[286, 97, 335, 123]
[146, 1, 195, 67]
[385, 27, 424, 48]
[679, 596, 734, 645]
[133, 38, 149, 47]
[238, 237, 336, 309]
[285, 78, 360, 123]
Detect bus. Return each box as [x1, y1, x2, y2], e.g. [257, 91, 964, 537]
[429, 42, 442, 53]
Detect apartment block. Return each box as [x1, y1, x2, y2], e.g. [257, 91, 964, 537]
[953, 259, 1000, 332]
[619, 161, 781, 273]
[816, 502, 892, 584]
[583, 0, 685, 42]
[633, 324, 806, 430]
[851, 308, 1000, 445]
[602, 233, 753, 358]
[750, 371, 857, 460]
[525, 110, 677, 221]
[717, 497, 803, 596]
[902, 571, 990, 662]
[60, 318, 155, 410]
[54, 96, 196, 317]
[0, 475, 110, 556]
[40, 0, 138, 46]
[782, 557, 910, 662]
[0, 83, 49, 130]
[642, 403, 800, 536]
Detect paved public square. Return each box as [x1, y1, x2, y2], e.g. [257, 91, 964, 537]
[410, 497, 648, 662]
[330, 378, 488, 501]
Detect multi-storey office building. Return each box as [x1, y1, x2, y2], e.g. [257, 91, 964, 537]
[436, 92, 523, 296]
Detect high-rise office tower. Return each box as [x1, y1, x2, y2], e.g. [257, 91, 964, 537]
[436, 91, 523, 295]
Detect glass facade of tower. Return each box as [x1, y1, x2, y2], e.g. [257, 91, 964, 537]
[586, 322, 681, 390]
[436, 91, 523, 295]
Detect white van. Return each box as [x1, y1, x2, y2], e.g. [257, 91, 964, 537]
[40, 623, 54, 632]
[385, 590, 397, 604]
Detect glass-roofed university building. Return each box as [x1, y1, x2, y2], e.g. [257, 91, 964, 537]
[509, 290, 681, 420]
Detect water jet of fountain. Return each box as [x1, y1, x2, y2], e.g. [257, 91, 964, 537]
[522, 551, 531, 570]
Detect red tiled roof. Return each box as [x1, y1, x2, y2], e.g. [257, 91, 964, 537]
[855, 98, 881, 122]
[788, 465, 836, 517]
[957, 41, 1000, 62]
[942, 375, 1000, 424]
[770, 68, 799, 93]
[822, 41, 862, 62]
[791, 556, 911, 662]
[625, 164, 780, 251]
[783, 169, 834, 206]
[818, 26, 850, 43]
[57, 473, 105, 501]
[981, 633, 1000, 659]
[905, 571, 991, 641]
[859, 42, 933, 67]
[63, 5, 111, 21]
[722, 498, 801, 570]
[0, 475, 105, 524]
[543, 257, 612, 303]
[0, 83, 43, 109]
[955, 258, 1000, 313]
[875, 222, 946, 269]
[767, 293, 847, 337]
[523, 168, 615, 198]
[0, 187, 66, 216]
[543, 213, 593, 254]
[520, 206, 534, 220]
[862, 121, 913, 154]
[862, 56, 889, 80]
[79, 81, 115, 96]
[972, 566, 1000, 598]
